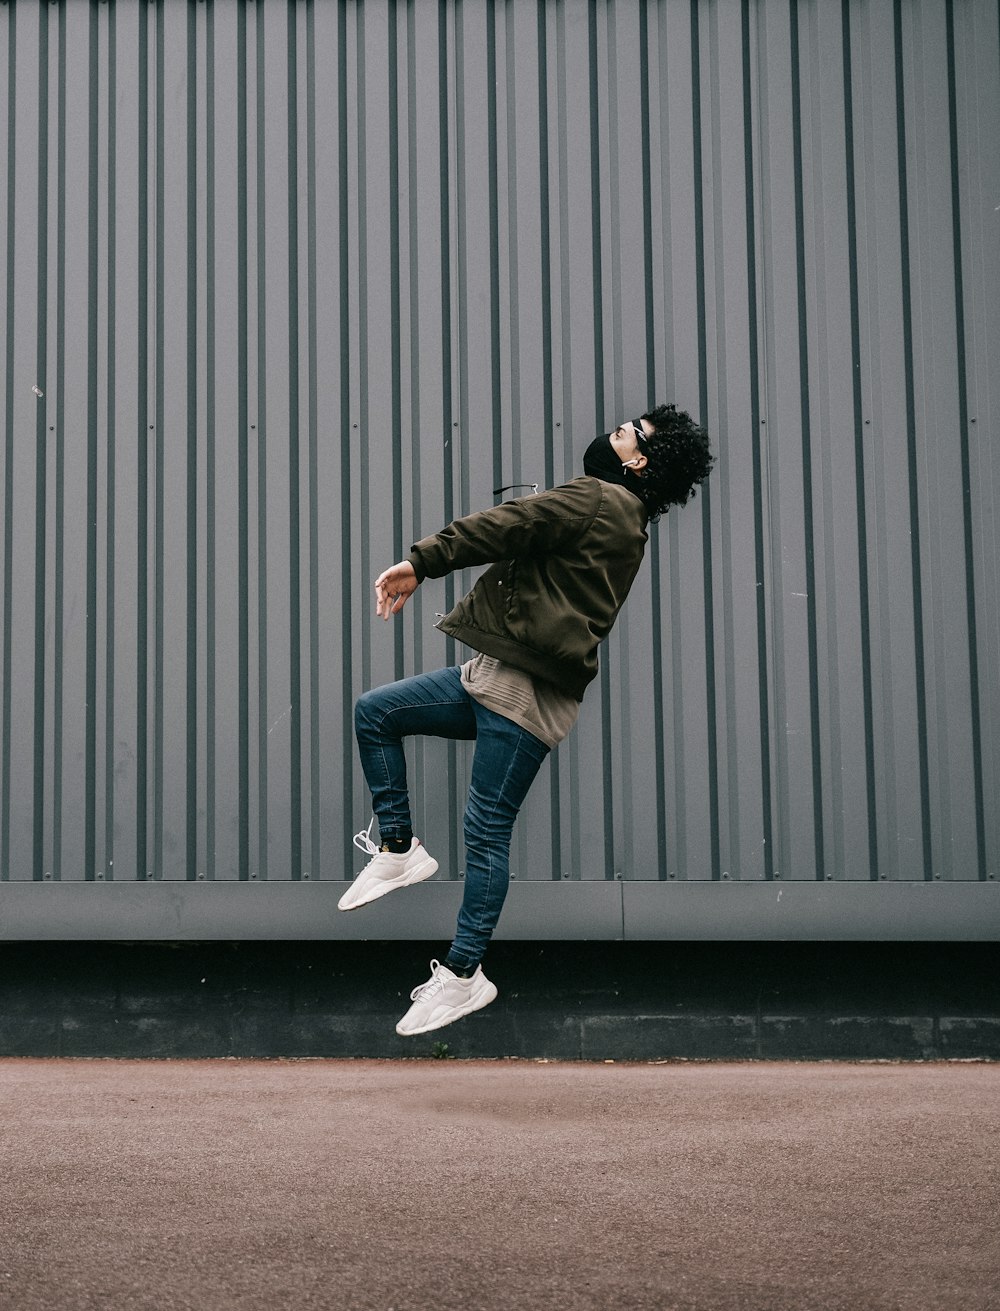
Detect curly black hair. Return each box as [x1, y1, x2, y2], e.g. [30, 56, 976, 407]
[634, 403, 715, 520]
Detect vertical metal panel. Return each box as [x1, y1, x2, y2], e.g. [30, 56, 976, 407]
[0, 0, 997, 900]
[955, 0, 1000, 887]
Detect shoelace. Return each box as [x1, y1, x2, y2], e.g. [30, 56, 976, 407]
[352, 817, 380, 859]
[410, 960, 448, 1002]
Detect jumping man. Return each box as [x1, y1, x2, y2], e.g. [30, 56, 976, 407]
[340, 405, 715, 1036]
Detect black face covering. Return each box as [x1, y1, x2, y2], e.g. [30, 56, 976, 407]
[583, 431, 644, 496]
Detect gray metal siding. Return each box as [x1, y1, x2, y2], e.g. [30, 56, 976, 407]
[0, 0, 998, 908]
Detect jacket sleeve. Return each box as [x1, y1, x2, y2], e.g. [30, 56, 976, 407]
[406, 478, 601, 582]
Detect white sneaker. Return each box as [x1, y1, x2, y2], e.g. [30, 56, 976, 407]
[338, 819, 439, 912]
[395, 959, 498, 1036]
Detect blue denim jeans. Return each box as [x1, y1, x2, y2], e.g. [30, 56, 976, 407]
[354, 666, 550, 970]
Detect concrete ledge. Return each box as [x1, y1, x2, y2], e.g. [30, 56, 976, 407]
[622, 879, 1000, 940]
[2, 878, 999, 940]
[0, 881, 466, 941]
[0, 880, 624, 941]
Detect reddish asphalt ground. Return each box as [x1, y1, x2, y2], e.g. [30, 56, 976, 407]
[0, 1059, 997, 1311]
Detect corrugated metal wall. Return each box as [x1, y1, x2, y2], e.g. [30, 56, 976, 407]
[1, 0, 997, 895]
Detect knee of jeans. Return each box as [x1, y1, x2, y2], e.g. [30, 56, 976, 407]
[463, 799, 514, 848]
[354, 690, 381, 734]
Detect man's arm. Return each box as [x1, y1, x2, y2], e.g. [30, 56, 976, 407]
[372, 478, 600, 621]
[406, 478, 599, 582]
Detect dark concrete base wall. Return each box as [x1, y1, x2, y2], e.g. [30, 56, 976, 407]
[2, 941, 998, 1061]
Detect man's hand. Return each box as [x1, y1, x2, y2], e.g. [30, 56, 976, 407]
[374, 561, 419, 620]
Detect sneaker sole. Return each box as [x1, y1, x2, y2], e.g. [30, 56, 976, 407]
[395, 980, 498, 1036]
[337, 854, 438, 912]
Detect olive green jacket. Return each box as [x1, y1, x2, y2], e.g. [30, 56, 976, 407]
[406, 477, 649, 701]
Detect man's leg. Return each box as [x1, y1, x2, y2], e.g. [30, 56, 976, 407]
[342, 666, 476, 913]
[447, 701, 550, 971]
[394, 702, 548, 1036]
[353, 665, 476, 844]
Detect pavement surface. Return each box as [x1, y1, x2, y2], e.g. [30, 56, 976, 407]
[0, 1059, 998, 1311]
